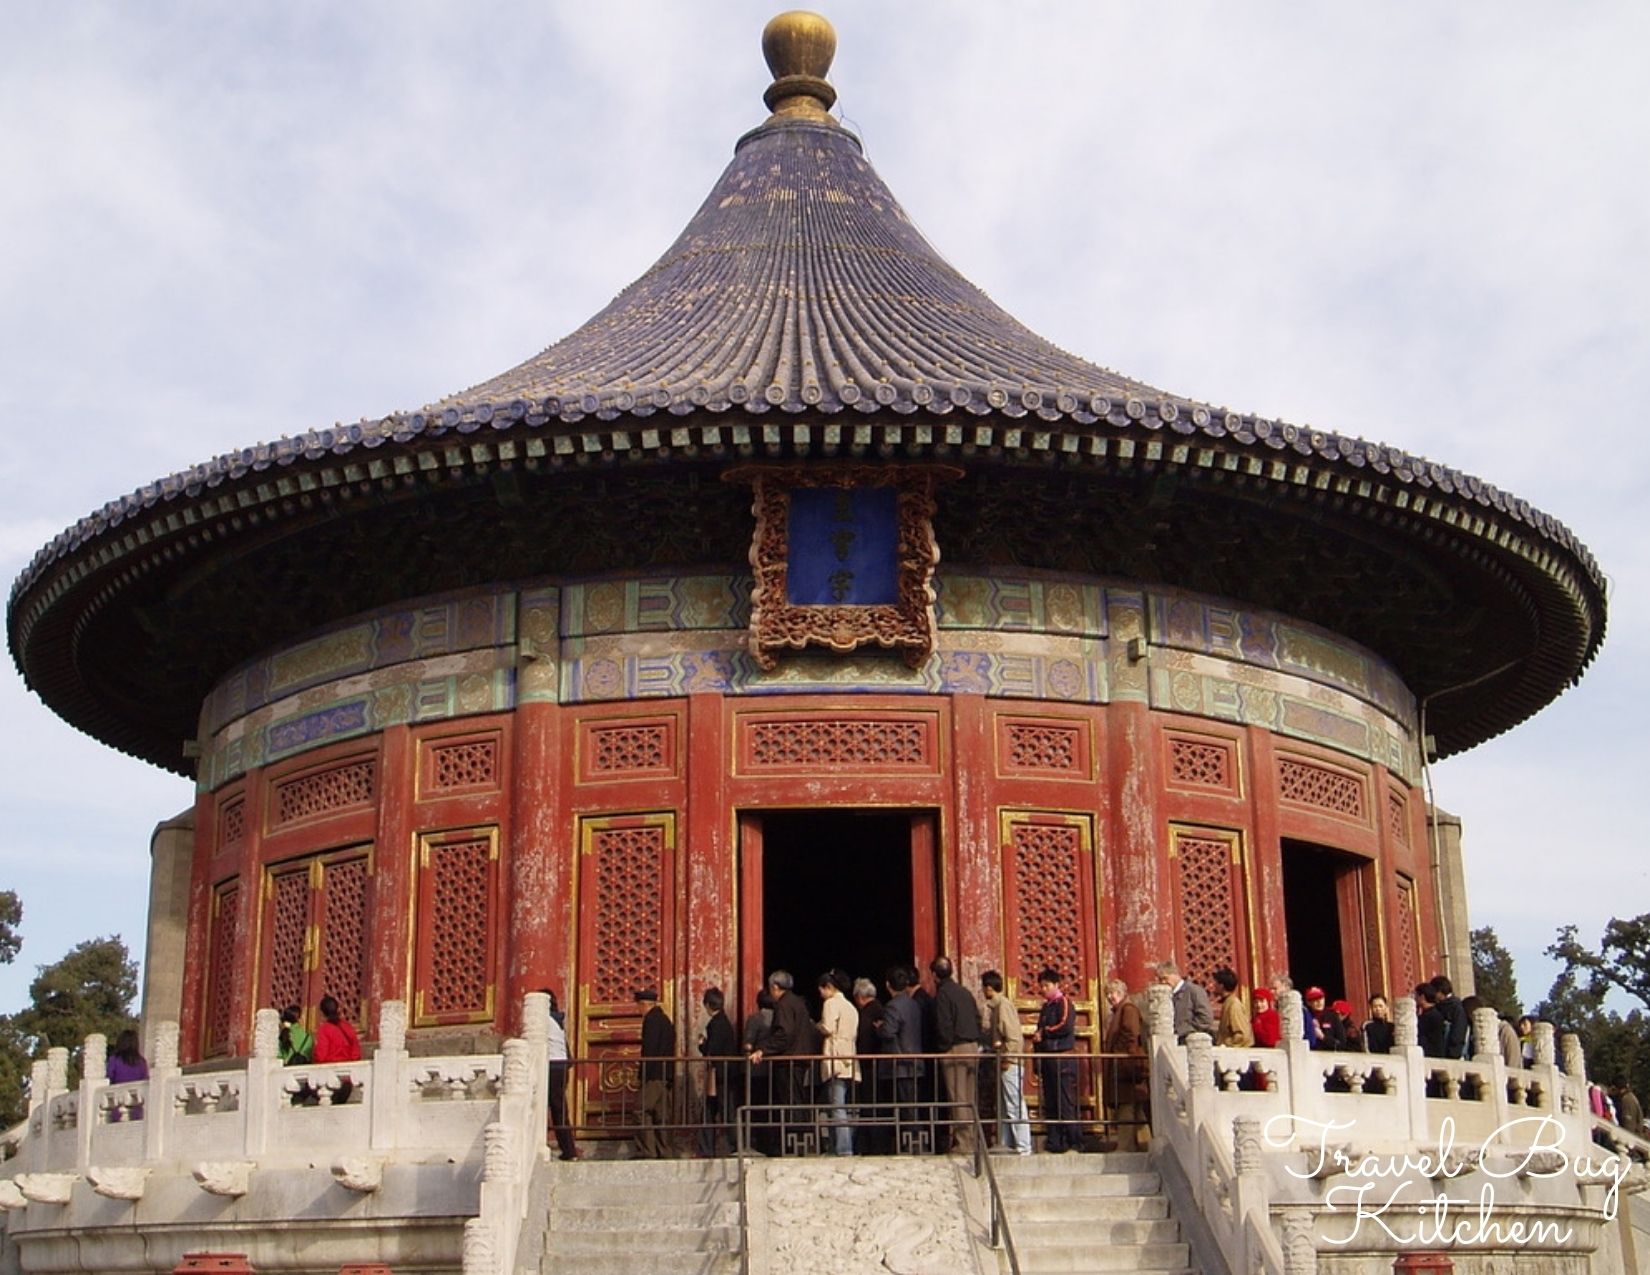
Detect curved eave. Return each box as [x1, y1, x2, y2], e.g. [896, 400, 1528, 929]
[8, 402, 1607, 774]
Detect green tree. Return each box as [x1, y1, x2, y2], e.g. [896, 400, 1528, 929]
[0, 889, 20, 965]
[0, 936, 139, 1125]
[1470, 925, 1521, 1018]
[1537, 919, 1650, 1101]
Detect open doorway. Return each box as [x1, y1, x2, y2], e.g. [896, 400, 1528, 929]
[1280, 840, 1379, 1008]
[1281, 840, 1348, 999]
[741, 809, 933, 1018]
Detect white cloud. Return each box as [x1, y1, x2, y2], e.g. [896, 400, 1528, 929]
[0, 1, 1644, 1017]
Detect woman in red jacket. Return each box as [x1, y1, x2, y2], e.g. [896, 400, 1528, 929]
[313, 995, 362, 1104]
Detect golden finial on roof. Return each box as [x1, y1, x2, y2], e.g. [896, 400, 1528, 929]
[762, 11, 837, 122]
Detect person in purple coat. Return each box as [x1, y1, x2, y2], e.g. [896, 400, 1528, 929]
[106, 1028, 148, 1120]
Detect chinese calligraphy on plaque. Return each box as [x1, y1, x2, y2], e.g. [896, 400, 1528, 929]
[785, 486, 898, 605]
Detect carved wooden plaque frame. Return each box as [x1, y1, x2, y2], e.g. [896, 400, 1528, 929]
[723, 463, 958, 670]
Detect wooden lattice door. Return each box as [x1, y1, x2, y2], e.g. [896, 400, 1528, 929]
[575, 813, 677, 1134]
[257, 845, 373, 1031]
[999, 810, 1101, 1114]
[1167, 824, 1253, 987]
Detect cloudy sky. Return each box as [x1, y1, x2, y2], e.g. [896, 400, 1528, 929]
[1, 3, 1645, 1016]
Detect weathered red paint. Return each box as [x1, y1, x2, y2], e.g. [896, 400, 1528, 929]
[177, 689, 1442, 1065]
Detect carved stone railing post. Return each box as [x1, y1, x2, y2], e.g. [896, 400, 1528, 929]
[145, 1021, 180, 1164]
[46, 1047, 69, 1094]
[501, 1040, 530, 1097]
[84, 1033, 107, 1082]
[462, 1216, 499, 1275]
[1233, 1115, 1263, 1176]
[1560, 1032, 1585, 1079]
[1281, 1210, 1317, 1274]
[1471, 1007, 1499, 1063]
[1147, 983, 1174, 1044]
[77, 1032, 109, 1172]
[521, 990, 551, 1141]
[1186, 1033, 1214, 1092]
[244, 1008, 281, 1158]
[1278, 991, 1304, 1044]
[370, 1000, 409, 1152]
[28, 1059, 49, 1115]
[1533, 1021, 1556, 1067]
[1393, 994, 1418, 1048]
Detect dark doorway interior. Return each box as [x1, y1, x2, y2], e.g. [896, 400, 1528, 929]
[760, 810, 913, 1016]
[1281, 840, 1346, 999]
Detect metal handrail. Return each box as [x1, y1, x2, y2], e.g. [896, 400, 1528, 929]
[966, 1099, 1022, 1275]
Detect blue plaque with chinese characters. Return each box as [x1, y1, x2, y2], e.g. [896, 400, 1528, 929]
[786, 486, 898, 605]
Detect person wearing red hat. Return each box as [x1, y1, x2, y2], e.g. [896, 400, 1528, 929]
[1251, 987, 1281, 1048]
[1304, 987, 1346, 1050]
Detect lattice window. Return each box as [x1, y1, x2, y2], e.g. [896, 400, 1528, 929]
[430, 739, 499, 791]
[1004, 722, 1080, 772]
[1394, 874, 1419, 994]
[265, 867, 311, 1015]
[321, 855, 370, 1024]
[204, 881, 242, 1058]
[591, 724, 669, 774]
[218, 797, 247, 851]
[272, 760, 376, 826]
[1009, 823, 1084, 992]
[1388, 791, 1410, 847]
[1169, 736, 1235, 791]
[1278, 758, 1367, 821]
[1176, 832, 1239, 982]
[424, 836, 494, 1017]
[591, 826, 666, 1003]
[747, 719, 927, 767]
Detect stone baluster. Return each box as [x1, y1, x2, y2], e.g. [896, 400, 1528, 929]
[78, 1033, 109, 1171]
[371, 1000, 409, 1152]
[1393, 994, 1418, 1048]
[46, 1047, 69, 1094]
[520, 991, 551, 1142]
[462, 1216, 499, 1275]
[1533, 1022, 1555, 1067]
[145, 1021, 180, 1164]
[1560, 1033, 1585, 1079]
[244, 1008, 281, 1158]
[1187, 1033, 1214, 1091]
[83, 1033, 107, 1083]
[1147, 982, 1174, 1044]
[1471, 1007, 1499, 1062]
[1233, 1115, 1263, 1176]
[1281, 1209, 1318, 1274]
[1278, 991, 1304, 1044]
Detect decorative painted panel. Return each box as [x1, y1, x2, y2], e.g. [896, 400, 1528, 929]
[576, 813, 677, 1134]
[1165, 732, 1238, 795]
[578, 716, 677, 783]
[270, 758, 376, 828]
[736, 712, 938, 772]
[1277, 756, 1368, 822]
[414, 828, 499, 1026]
[203, 880, 242, 1059]
[1170, 827, 1248, 984]
[997, 715, 1090, 778]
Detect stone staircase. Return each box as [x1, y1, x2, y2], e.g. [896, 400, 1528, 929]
[536, 1158, 743, 1274]
[992, 1152, 1197, 1274]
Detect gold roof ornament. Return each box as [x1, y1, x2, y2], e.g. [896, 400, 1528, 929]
[762, 10, 837, 122]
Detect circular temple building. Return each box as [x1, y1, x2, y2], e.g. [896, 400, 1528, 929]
[6, 12, 1605, 1125]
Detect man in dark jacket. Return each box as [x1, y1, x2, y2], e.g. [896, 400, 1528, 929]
[750, 969, 813, 1147]
[878, 966, 924, 1149]
[930, 956, 982, 1154]
[697, 986, 738, 1157]
[1431, 976, 1470, 1060]
[1033, 967, 1080, 1152]
[635, 988, 675, 1158]
[1416, 983, 1448, 1059]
